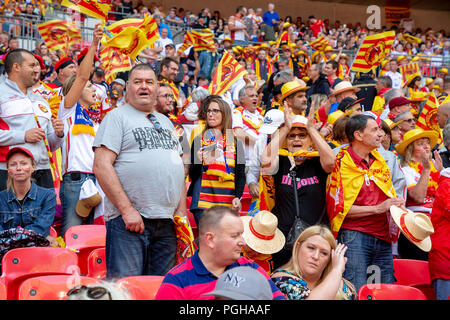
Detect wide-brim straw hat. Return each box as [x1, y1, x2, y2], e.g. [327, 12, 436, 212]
[329, 81, 360, 97]
[403, 72, 421, 88]
[279, 80, 310, 102]
[395, 128, 439, 156]
[241, 211, 285, 255]
[390, 206, 434, 252]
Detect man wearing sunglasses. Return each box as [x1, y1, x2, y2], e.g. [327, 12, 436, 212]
[93, 63, 187, 279]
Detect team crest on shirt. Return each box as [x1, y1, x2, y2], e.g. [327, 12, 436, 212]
[38, 104, 48, 113]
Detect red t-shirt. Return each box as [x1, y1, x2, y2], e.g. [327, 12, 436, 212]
[340, 146, 391, 243]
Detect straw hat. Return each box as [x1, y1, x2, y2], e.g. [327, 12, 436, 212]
[425, 78, 434, 86]
[327, 110, 345, 125]
[279, 80, 310, 102]
[324, 45, 333, 52]
[296, 50, 307, 57]
[282, 22, 293, 30]
[76, 179, 102, 218]
[258, 43, 270, 51]
[438, 68, 448, 75]
[339, 53, 350, 61]
[396, 55, 407, 63]
[432, 85, 443, 93]
[255, 79, 266, 92]
[403, 72, 421, 88]
[221, 37, 233, 45]
[329, 81, 360, 97]
[395, 128, 439, 156]
[390, 206, 434, 252]
[241, 211, 285, 255]
[383, 118, 403, 130]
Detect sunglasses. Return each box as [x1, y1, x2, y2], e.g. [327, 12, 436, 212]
[147, 113, 163, 133]
[287, 132, 308, 139]
[67, 285, 112, 300]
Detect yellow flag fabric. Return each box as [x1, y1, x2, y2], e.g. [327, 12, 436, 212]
[99, 46, 131, 83]
[37, 20, 81, 52]
[104, 13, 159, 42]
[351, 31, 396, 73]
[61, 0, 110, 21]
[401, 33, 422, 44]
[326, 146, 397, 237]
[208, 51, 248, 96]
[102, 27, 149, 60]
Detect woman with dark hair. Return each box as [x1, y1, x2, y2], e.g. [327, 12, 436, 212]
[187, 96, 246, 225]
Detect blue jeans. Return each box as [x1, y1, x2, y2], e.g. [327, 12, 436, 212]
[433, 279, 450, 300]
[60, 172, 95, 238]
[337, 229, 395, 292]
[105, 215, 177, 280]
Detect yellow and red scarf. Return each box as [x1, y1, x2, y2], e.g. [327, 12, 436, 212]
[254, 59, 273, 80]
[234, 106, 263, 136]
[326, 146, 396, 237]
[198, 134, 236, 209]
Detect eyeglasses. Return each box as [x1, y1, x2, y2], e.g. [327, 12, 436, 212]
[147, 113, 163, 133]
[67, 285, 112, 300]
[207, 109, 221, 115]
[158, 94, 174, 100]
[287, 132, 308, 140]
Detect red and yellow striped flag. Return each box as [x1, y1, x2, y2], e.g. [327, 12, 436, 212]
[176, 31, 195, 56]
[104, 13, 159, 41]
[400, 62, 420, 84]
[61, 0, 111, 22]
[37, 20, 81, 53]
[190, 29, 216, 52]
[308, 35, 329, 51]
[99, 47, 131, 83]
[417, 93, 441, 133]
[401, 33, 422, 44]
[350, 31, 396, 73]
[209, 51, 248, 96]
[101, 14, 159, 60]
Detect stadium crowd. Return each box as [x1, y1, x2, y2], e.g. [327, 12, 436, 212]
[0, 0, 449, 301]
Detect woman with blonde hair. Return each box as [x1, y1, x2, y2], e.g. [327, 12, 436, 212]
[396, 128, 443, 260]
[271, 225, 355, 300]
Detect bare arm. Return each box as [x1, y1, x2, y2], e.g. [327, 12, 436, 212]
[305, 104, 335, 173]
[64, 24, 103, 108]
[93, 146, 145, 234]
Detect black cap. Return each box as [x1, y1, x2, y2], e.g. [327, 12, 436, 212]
[337, 97, 365, 112]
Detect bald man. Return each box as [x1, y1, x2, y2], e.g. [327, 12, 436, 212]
[437, 103, 450, 129]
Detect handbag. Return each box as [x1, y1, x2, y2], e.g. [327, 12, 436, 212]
[284, 169, 326, 251]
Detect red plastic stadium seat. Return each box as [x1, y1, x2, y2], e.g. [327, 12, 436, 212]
[18, 275, 100, 300]
[1, 247, 79, 300]
[86, 247, 106, 280]
[411, 283, 436, 300]
[393, 259, 431, 286]
[115, 276, 164, 300]
[358, 283, 427, 300]
[0, 278, 6, 300]
[64, 225, 106, 275]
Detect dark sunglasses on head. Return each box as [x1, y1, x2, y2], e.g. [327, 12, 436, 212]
[67, 285, 112, 300]
[147, 113, 163, 133]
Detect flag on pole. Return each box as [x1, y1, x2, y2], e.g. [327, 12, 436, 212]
[37, 20, 81, 52]
[101, 13, 159, 60]
[190, 29, 216, 52]
[400, 62, 421, 84]
[99, 47, 131, 83]
[416, 93, 441, 134]
[61, 0, 111, 22]
[401, 33, 422, 44]
[350, 31, 396, 73]
[308, 35, 329, 51]
[104, 13, 159, 42]
[208, 51, 248, 96]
